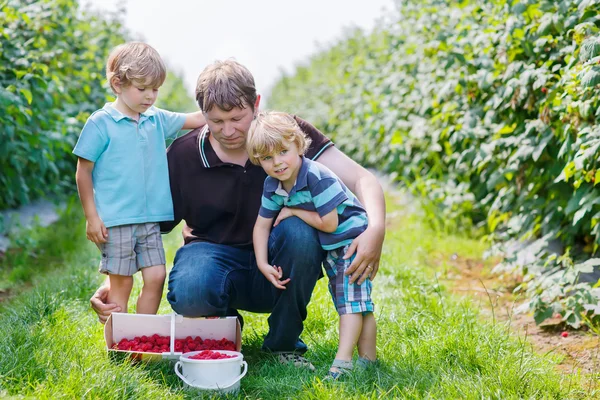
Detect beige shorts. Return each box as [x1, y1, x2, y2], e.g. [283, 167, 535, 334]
[97, 223, 166, 276]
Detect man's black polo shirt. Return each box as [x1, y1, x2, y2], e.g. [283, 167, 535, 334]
[160, 116, 333, 250]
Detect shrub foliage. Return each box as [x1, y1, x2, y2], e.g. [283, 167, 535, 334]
[0, 0, 196, 210]
[269, 0, 600, 327]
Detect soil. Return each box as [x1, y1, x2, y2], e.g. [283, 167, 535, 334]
[433, 250, 600, 388]
[0, 288, 10, 303]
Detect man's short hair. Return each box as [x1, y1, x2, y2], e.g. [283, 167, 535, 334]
[196, 59, 257, 112]
[247, 111, 312, 165]
[106, 42, 166, 93]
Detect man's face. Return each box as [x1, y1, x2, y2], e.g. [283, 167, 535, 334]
[204, 104, 255, 151]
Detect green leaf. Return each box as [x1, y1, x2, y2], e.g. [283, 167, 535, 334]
[533, 306, 554, 325]
[574, 258, 600, 274]
[19, 88, 32, 104]
[580, 68, 600, 88]
[579, 38, 600, 62]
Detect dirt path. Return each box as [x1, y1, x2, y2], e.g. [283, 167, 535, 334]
[436, 251, 600, 386]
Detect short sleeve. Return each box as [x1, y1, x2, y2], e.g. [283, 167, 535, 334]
[312, 177, 348, 217]
[72, 118, 108, 162]
[155, 107, 186, 139]
[294, 116, 334, 160]
[259, 191, 284, 219]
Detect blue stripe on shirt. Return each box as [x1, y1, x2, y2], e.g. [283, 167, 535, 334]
[259, 157, 368, 250]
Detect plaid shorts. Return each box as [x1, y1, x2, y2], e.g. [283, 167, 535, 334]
[97, 223, 166, 276]
[323, 245, 374, 315]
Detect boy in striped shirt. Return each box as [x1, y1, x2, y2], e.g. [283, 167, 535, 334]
[248, 111, 377, 379]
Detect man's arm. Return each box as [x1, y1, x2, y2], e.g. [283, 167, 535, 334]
[90, 278, 121, 324]
[317, 147, 386, 284]
[181, 111, 205, 130]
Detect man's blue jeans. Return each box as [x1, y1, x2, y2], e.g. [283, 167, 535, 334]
[167, 217, 325, 353]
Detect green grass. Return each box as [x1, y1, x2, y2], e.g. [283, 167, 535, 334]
[0, 194, 595, 399]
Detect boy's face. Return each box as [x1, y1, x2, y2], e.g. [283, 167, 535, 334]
[203, 96, 261, 152]
[115, 79, 159, 117]
[258, 141, 302, 188]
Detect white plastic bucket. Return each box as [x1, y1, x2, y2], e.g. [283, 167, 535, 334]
[174, 350, 247, 394]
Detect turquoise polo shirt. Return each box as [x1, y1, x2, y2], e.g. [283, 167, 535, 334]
[73, 103, 186, 228]
[259, 157, 368, 250]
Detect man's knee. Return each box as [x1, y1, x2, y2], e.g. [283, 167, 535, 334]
[271, 217, 322, 257]
[269, 217, 325, 278]
[168, 246, 228, 317]
[167, 280, 224, 317]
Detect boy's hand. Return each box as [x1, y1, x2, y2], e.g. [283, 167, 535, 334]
[258, 263, 290, 289]
[86, 216, 108, 243]
[273, 207, 294, 227]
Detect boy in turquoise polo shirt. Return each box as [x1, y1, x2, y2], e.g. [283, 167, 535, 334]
[73, 42, 205, 317]
[247, 111, 377, 380]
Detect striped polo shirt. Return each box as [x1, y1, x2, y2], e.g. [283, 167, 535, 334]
[259, 157, 368, 250]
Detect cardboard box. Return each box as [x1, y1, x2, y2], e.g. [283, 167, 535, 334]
[104, 313, 242, 361]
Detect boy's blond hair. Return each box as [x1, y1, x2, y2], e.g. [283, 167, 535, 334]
[106, 42, 166, 93]
[247, 111, 312, 165]
[196, 59, 257, 112]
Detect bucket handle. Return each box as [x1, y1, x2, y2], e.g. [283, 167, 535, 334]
[174, 360, 248, 390]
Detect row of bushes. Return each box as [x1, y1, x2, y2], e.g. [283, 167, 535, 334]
[269, 0, 600, 327]
[0, 0, 196, 211]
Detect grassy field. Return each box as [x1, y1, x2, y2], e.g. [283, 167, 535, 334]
[0, 194, 594, 399]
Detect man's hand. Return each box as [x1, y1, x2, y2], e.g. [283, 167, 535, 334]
[90, 285, 121, 324]
[343, 225, 384, 284]
[86, 216, 108, 244]
[259, 263, 291, 290]
[273, 207, 294, 227]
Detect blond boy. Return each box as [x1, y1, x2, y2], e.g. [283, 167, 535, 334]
[73, 42, 204, 316]
[248, 111, 377, 379]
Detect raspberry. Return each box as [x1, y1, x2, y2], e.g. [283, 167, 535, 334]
[188, 350, 235, 360]
[113, 334, 235, 353]
[561, 331, 569, 338]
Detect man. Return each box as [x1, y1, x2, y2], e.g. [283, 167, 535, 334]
[91, 59, 385, 368]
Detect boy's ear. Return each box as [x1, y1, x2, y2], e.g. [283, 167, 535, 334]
[254, 94, 261, 111]
[111, 77, 122, 94]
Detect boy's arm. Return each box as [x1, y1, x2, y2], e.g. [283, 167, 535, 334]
[181, 111, 206, 130]
[274, 207, 338, 233]
[317, 147, 385, 284]
[253, 215, 290, 290]
[75, 158, 108, 243]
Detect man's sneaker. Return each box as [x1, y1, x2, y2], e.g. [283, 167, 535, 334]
[278, 353, 315, 371]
